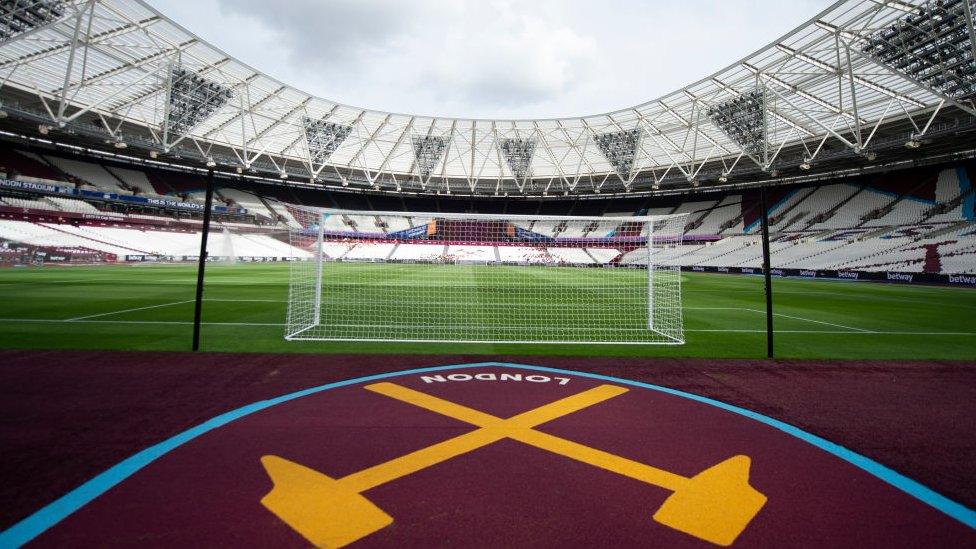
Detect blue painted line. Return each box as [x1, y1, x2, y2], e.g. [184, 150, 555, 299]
[744, 189, 798, 234]
[864, 186, 935, 205]
[957, 167, 975, 221]
[1, 362, 972, 547]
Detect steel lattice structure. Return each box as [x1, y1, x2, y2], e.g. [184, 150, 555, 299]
[1, 0, 975, 196]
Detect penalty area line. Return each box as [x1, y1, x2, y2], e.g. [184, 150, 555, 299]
[744, 308, 875, 333]
[65, 300, 197, 321]
[62, 298, 287, 322]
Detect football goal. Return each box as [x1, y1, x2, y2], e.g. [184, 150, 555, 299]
[285, 207, 686, 344]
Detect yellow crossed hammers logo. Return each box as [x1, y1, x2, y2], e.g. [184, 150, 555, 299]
[260, 382, 767, 547]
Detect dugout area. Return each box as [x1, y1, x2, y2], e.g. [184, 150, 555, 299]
[1, 350, 973, 547]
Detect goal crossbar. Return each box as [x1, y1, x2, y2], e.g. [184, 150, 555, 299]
[285, 207, 686, 345]
[318, 208, 662, 223]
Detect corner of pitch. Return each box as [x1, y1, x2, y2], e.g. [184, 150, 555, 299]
[259, 379, 767, 547]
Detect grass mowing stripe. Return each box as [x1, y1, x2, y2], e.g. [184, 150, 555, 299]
[1, 318, 974, 335]
[1, 263, 974, 359]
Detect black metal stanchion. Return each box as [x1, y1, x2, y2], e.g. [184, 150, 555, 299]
[759, 185, 774, 358]
[192, 168, 215, 351]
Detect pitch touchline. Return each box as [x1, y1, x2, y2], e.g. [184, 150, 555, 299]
[0, 318, 284, 326]
[0, 318, 972, 336]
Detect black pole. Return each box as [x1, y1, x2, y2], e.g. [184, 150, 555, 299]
[192, 168, 215, 351]
[759, 185, 774, 358]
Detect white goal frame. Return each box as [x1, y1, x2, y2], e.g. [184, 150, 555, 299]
[285, 207, 686, 345]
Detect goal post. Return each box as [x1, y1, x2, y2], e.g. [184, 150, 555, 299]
[285, 207, 687, 344]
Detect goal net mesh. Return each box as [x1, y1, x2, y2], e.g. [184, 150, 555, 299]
[285, 207, 686, 344]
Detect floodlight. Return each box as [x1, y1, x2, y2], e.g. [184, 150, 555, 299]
[206, 157, 216, 168]
[862, 0, 976, 100]
[412, 136, 448, 179]
[114, 140, 127, 149]
[708, 89, 766, 158]
[799, 160, 811, 170]
[0, 1, 68, 42]
[164, 66, 232, 142]
[279, 170, 288, 179]
[38, 124, 50, 135]
[593, 129, 642, 179]
[303, 117, 352, 166]
[498, 137, 537, 182]
[865, 151, 877, 161]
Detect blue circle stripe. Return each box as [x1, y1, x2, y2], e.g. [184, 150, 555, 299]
[1, 362, 973, 547]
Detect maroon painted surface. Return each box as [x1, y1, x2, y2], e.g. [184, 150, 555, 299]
[1, 350, 974, 545]
[25, 367, 975, 547]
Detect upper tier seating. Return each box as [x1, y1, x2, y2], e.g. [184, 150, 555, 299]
[0, 150, 64, 181]
[43, 156, 129, 194]
[105, 166, 158, 196]
[218, 188, 275, 221]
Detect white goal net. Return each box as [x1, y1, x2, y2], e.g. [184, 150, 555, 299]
[285, 207, 686, 344]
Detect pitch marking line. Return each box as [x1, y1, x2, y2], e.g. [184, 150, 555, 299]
[0, 318, 972, 336]
[685, 307, 874, 333]
[205, 299, 286, 303]
[744, 308, 875, 333]
[63, 298, 286, 322]
[65, 300, 197, 321]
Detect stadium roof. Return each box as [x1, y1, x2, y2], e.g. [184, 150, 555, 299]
[1, 0, 976, 196]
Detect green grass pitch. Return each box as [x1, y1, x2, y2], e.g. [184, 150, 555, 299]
[0, 262, 973, 360]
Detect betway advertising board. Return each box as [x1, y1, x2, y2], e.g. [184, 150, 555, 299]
[681, 265, 976, 286]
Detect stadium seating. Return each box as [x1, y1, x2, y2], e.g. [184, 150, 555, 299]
[44, 196, 102, 213]
[1, 148, 974, 274]
[218, 188, 275, 221]
[0, 219, 307, 259]
[104, 166, 158, 196]
[446, 245, 496, 262]
[1, 196, 57, 211]
[391, 243, 446, 261]
[43, 156, 130, 194]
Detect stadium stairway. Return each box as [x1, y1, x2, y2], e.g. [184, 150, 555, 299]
[922, 243, 945, 274]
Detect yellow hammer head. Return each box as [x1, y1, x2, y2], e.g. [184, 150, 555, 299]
[260, 455, 393, 548]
